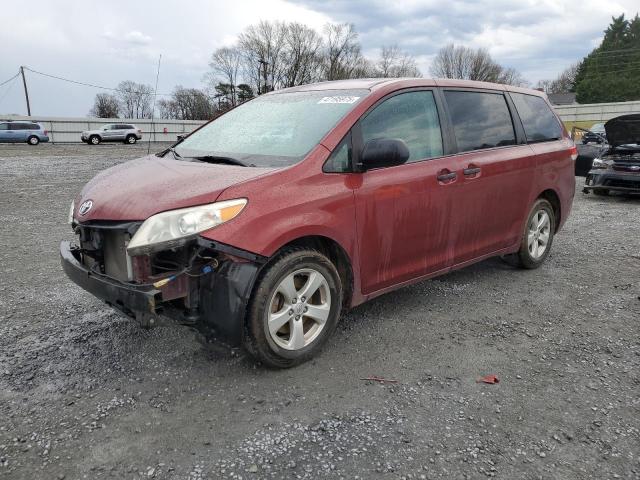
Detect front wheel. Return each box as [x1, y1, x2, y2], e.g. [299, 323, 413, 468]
[89, 135, 100, 145]
[505, 198, 555, 269]
[245, 248, 343, 368]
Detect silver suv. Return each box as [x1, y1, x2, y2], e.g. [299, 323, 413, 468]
[81, 123, 142, 145]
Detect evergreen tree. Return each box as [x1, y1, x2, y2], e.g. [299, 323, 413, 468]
[574, 14, 640, 103]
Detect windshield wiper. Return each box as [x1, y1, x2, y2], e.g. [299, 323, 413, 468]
[193, 155, 253, 167]
[169, 147, 183, 159]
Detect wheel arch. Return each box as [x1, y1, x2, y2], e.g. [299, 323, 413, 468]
[537, 189, 561, 232]
[270, 235, 354, 310]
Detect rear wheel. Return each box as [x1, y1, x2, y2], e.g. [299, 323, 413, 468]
[245, 248, 343, 368]
[593, 189, 609, 196]
[125, 135, 137, 144]
[89, 135, 100, 145]
[504, 198, 555, 269]
[27, 136, 39, 145]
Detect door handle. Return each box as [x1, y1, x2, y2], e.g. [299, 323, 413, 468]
[463, 167, 481, 176]
[436, 171, 457, 182]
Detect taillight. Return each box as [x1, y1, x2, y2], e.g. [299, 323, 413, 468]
[569, 145, 578, 161]
[44, 130, 48, 135]
[138, 129, 142, 133]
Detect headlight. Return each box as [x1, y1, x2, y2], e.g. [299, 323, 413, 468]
[68, 200, 75, 225]
[127, 199, 247, 254]
[592, 158, 608, 169]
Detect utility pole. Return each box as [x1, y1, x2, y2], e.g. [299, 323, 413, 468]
[20, 66, 31, 116]
[259, 58, 269, 94]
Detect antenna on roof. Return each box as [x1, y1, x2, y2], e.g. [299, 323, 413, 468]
[148, 54, 162, 155]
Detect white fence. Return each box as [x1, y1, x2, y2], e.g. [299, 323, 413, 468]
[4, 99, 640, 143]
[555, 100, 640, 123]
[0, 115, 206, 143]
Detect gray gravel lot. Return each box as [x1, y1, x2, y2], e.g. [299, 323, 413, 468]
[1, 143, 639, 480]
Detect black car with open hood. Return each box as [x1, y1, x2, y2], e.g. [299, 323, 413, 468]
[583, 114, 640, 195]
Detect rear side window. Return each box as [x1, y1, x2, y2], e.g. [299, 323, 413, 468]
[28, 123, 40, 130]
[360, 90, 443, 163]
[510, 93, 562, 142]
[444, 91, 516, 152]
[0, 123, 8, 130]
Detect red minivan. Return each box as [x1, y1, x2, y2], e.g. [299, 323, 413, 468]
[61, 78, 576, 367]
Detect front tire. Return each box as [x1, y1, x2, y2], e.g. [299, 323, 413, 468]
[89, 135, 100, 145]
[245, 248, 343, 368]
[27, 136, 39, 145]
[506, 198, 555, 269]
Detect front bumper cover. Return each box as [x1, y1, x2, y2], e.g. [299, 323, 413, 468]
[583, 170, 640, 193]
[60, 239, 264, 345]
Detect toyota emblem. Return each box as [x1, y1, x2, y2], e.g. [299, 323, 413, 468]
[79, 200, 93, 216]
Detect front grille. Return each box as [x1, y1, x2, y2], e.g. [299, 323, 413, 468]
[604, 178, 640, 189]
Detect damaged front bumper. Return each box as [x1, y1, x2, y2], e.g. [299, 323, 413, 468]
[583, 170, 640, 193]
[60, 237, 266, 345]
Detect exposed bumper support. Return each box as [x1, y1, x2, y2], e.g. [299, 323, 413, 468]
[60, 241, 161, 317]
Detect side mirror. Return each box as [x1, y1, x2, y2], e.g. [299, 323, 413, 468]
[360, 138, 410, 170]
[177, 134, 187, 141]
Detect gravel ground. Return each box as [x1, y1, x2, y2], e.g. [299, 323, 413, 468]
[1, 143, 639, 480]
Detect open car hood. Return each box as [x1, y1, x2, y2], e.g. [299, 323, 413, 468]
[604, 114, 640, 148]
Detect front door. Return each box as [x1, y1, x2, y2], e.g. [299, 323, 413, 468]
[353, 90, 458, 295]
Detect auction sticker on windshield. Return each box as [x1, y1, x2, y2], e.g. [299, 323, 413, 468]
[318, 96, 361, 104]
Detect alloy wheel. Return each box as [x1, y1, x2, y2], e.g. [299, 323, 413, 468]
[267, 268, 331, 350]
[527, 209, 551, 259]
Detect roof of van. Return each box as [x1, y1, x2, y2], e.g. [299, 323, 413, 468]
[274, 78, 547, 97]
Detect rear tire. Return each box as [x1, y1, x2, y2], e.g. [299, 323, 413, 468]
[89, 135, 100, 145]
[593, 189, 609, 196]
[125, 135, 137, 144]
[27, 136, 39, 145]
[504, 198, 555, 269]
[245, 248, 343, 368]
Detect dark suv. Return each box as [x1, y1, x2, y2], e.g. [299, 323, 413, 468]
[62, 78, 576, 367]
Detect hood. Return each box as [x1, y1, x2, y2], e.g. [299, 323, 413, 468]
[604, 114, 640, 147]
[75, 155, 275, 222]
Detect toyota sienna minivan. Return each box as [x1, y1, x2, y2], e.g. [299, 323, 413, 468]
[61, 78, 576, 367]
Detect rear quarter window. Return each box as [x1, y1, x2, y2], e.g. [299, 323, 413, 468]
[510, 93, 562, 143]
[444, 91, 516, 153]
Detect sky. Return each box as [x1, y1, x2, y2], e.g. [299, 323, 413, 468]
[0, 0, 638, 117]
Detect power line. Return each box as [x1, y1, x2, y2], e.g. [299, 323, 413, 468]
[23, 66, 209, 99]
[0, 75, 18, 109]
[0, 71, 20, 88]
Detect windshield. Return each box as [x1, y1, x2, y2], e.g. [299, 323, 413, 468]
[174, 89, 368, 168]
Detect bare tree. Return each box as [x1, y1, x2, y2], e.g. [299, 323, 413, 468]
[536, 62, 580, 93]
[498, 67, 528, 87]
[158, 86, 215, 120]
[208, 47, 242, 106]
[89, 93, 119, 118]
[238, 20, 287, 93]
[116, 80, 153, 119]
[322, 23, 369, 80]
[430, 44, 499, 81]
[281, 22, 324, 87]
[372, 45, 422, 78]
